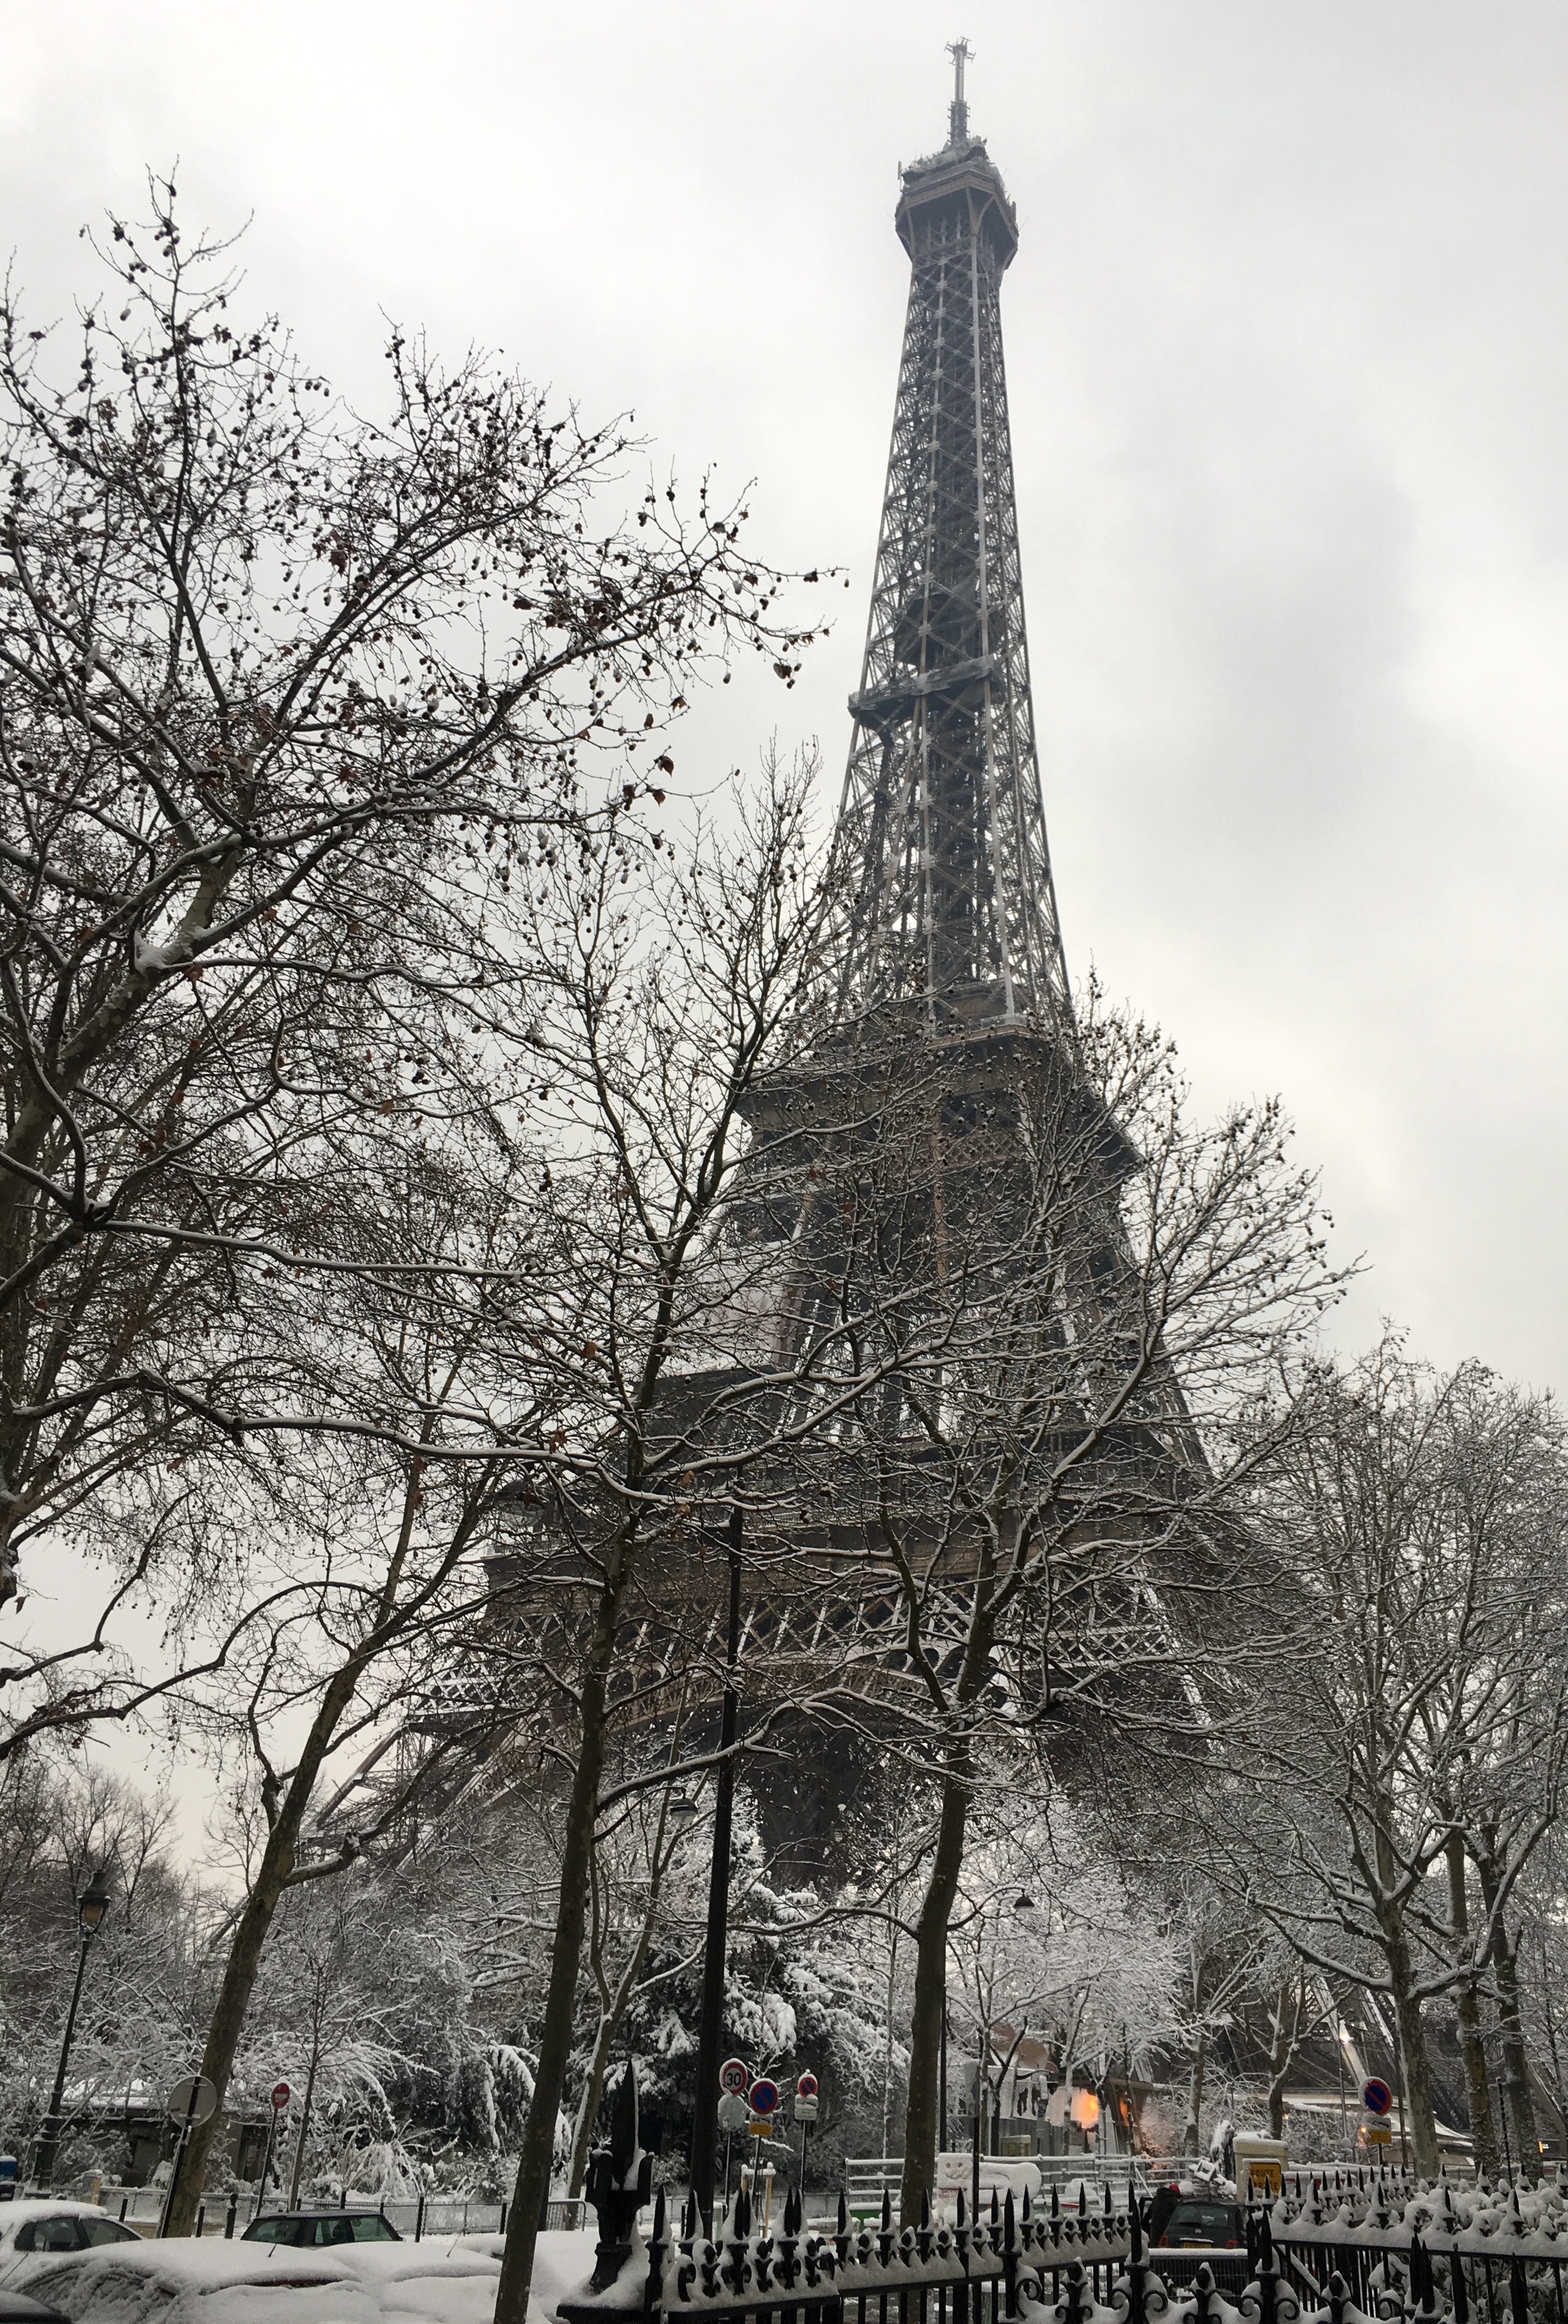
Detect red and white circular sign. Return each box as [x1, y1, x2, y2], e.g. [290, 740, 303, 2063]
[796, 2072, 818, 2099]
[271, 2081, 291, 2110]
[719, 2057, 749, 2097]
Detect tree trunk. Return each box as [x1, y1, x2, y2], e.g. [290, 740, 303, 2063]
[163, 1465, 461, 2234]
[287, 1998, 324, 2209]
[898, 1755, 970, 2228]
[162, 1655, 366, 2234]
[1493, 1925, 1540, 2178]
[1474, 1843, 1541, 2178]
[566, 2013, 617, 2204]
[1445, 1832, 1498, 2178]
[495, 1552, 629, 2324]
[1389, 1967, 1438, 2178]
[1182, 2036, 1207, 2156]
[1267, 1982, 1299, 2141]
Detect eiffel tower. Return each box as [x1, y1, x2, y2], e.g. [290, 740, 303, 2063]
[409, 50, 1185, 1871]
[829, 38, 1072, 1038]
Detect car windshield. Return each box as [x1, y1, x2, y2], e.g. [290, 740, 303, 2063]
[245, 2218, 296, 2244]
[1163, 2204, 1239, 2241]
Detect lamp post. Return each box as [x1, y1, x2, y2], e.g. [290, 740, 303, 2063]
[35, 1866, 112, 2187]
[689, 1506, 743, 2234]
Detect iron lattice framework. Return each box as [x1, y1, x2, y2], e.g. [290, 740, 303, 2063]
[829, 45, 1071, 1035]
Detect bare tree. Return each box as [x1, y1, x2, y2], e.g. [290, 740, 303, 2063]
[1219, 1337, 1568, 2176]
[0, 175, 811, 1749]
[488, 759, 882, 2323]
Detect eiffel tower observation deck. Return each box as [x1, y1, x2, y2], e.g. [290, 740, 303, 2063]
[829, 40, 1071, 1038]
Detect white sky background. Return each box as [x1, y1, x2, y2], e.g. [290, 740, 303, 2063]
[2, 7, 1566, 1387]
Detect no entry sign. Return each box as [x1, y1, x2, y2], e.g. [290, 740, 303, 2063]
[271, 2082, 291, 2111]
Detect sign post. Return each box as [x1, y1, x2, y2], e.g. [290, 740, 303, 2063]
[256, 2082, 290, 2210]
[793, 2072, 818, 2204]
[1360, 2076, 1395, 2153]
[747, 2080, 780, 2228]
[159, 2076, 218, 2240]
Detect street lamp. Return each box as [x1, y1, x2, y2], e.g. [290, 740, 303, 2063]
[669, 1794, 698, 1827]
[35, 1866, 112, 2187]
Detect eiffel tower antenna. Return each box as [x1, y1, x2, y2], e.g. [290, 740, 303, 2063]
[829, 45, 1071, 1036]
[946, 37, 972, 146]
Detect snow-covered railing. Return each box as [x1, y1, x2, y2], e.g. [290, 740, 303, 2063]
[558, 2158, 1568, 2324]
[1266, 2169, 1568, 2324]
[555, 2179, 1134, 2324]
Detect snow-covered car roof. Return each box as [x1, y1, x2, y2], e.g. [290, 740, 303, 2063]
[5, 2234, 507, 2324]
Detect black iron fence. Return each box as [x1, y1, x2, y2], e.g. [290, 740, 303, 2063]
[574, 2169, 1568, 2324]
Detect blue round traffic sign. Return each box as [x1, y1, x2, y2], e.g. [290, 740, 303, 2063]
[1362, 2077, 1394, 2118]
[749, 2077, 780, 2117]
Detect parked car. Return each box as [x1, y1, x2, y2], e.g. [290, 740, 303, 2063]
[0, 2297, 69, 2323]
[0, 2204, 139, 2267]
[242, 2211, 402, 2248]
[0, 2231, 499, 2324]
[1153, 2197, 1246, 2251]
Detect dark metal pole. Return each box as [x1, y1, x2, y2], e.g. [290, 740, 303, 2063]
[34, 1934, 93, 2187]
[690, 1506, 743, 2234]
[940, 1998, 948, 2156]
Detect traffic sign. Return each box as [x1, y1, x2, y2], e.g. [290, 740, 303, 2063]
[719, 2058, 749, 2097]
[794, 2093, 818, 2122]
[748, 2078, 780, 2117]
[1366, 2124, 1393, 2146]
[271, 2082, 291, 2111]
[796, 2072, 818, 2099]
[166, 2074, 218, 2128]
[1362, 2077, 1394, 2119]
[718, 2093, 749, 2132]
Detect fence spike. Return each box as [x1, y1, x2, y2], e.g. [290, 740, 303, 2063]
[1005, 2189, 1017, 2251]
[1510, 2257, 1529, 2324]
[838, 2190, 848, 2238]
[921, 2189, 931, 2231]
[882, 2189, 893, 2234]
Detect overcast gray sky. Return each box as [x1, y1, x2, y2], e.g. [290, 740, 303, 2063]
[5, 0, 1567, 1394]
